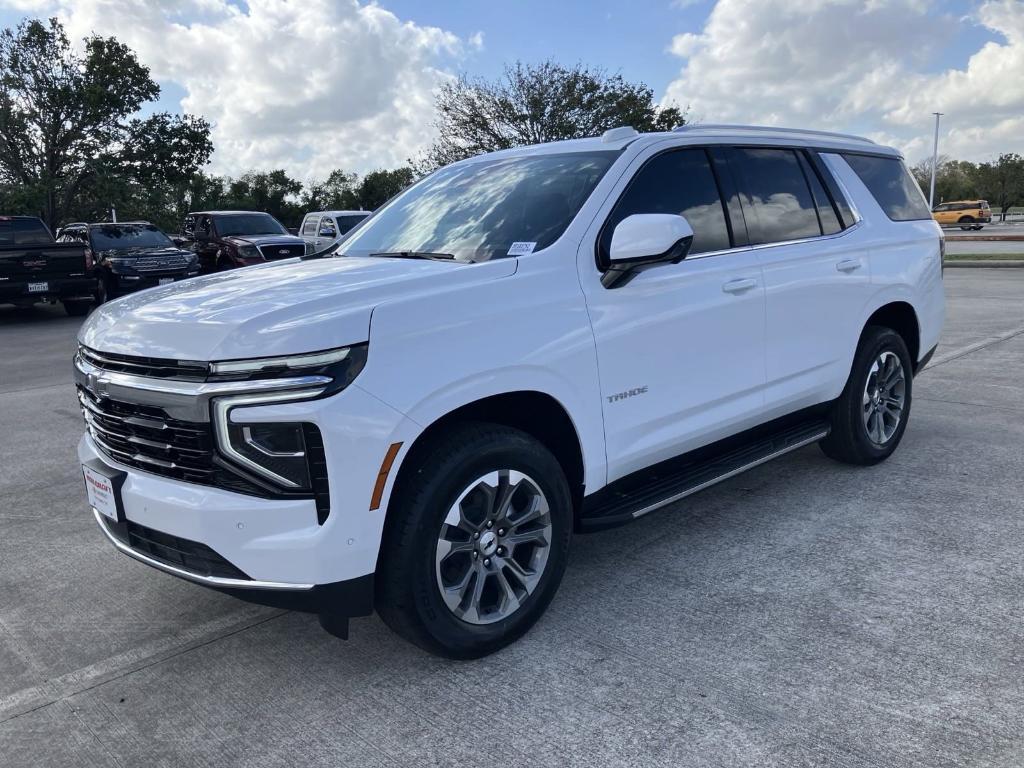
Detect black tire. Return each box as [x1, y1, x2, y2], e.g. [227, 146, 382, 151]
[217, 252, 233, 271]
[958, 216, 975, 230]
[62, 299, 91, 317]
[376, 422, 572, 659]
[95, 275, 111, 305]
[820, 326, 913, 466]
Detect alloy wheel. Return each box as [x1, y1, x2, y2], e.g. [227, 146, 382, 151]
[862, 350, 906, 445]
[435, 469, 552, 625]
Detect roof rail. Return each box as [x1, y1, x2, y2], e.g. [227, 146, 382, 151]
[673, 123, 875, 145]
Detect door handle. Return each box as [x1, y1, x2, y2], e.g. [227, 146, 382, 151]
[722, 278, 757, 294]
[836, 258, 863, 273]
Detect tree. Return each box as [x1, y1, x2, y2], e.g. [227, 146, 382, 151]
[910, 155, 981, 207]
[223, 169, 304, 226]
[356, 167, 415, 209]
[0, 17, 211, 228]
[416, 60, 686, 172]
[975, 153, 1024, 221]
[302, 169, 360, 212]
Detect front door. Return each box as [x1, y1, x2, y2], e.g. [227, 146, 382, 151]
[579, 146, 767, 483]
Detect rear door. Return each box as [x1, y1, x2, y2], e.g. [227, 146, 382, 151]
[724, 147, 869, 413]
[579, 145, 767, 482]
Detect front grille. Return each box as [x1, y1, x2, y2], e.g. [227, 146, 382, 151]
[108, 519, 250, 580]
[258, 243, 304, 260]
[79, 346, 209, 381]
[133, 254, 191, 273]
[78, 387, 328, 519]
[78, 386, 218, 485]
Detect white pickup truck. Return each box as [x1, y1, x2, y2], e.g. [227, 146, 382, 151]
[75, 124, 944, 658]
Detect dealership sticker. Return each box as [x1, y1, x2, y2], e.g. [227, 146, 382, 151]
[507, 241, 537, 256]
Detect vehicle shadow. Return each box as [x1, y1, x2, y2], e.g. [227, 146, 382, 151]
[0, 302, 91, 327]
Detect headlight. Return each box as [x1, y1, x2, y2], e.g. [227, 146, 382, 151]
[209, 344, 366, 489]
[237, 244, 261, 259]
[106, 257, 136, 275]
[214, 398, 318, 489]
[208, 344, 367, 389]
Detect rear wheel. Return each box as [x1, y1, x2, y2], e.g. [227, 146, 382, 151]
[376, 423, 572, 658]
[820, 326, 913, 466]
[62, 299, 91, 317]
[959, 216, 975, 230]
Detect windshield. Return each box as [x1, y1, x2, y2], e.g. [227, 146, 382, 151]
[216, 214, 288, 237]
[340, 151, 618, 262]
[90, 224, 173, 250]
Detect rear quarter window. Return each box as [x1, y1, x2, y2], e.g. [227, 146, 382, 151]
[842, 154, 931, 222]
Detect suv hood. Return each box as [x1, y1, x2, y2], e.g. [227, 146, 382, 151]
[79, 256, 517, 361]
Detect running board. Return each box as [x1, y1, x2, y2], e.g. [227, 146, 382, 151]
[579, 417, 830, 531]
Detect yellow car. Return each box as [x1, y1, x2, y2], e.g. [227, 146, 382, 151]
[932, 200, 991, 230]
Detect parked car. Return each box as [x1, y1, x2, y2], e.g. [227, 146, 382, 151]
[177, 211, 310, 272]
[299, 210, 370, 253]
[932, 200, 991, 230]
[59, 222, 200, 304]
[0, 215, 94, 316]
[75, 125, 944, 658]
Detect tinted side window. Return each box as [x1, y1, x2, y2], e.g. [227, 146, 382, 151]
[797, 152, 842, 235]
[730, 148, 821, 244]
[842, 154, 931, 221]
[600, 148, 731, 266]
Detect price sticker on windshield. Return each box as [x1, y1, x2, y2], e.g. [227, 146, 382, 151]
[507, 241, 537, 256]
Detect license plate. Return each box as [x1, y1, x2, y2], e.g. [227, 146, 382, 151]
[83, 464, 120, 522]
[158, 277, 174, 285]
[27, 281, 48, 293]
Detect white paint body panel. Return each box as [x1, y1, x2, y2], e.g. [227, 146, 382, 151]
[75, 127, 944, 589]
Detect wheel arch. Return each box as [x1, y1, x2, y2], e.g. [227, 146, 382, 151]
[862, 300, 921, 371]
[388, 390, 588, 526]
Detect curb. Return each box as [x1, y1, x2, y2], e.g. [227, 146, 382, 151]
[945, 235, 1024, 242]
[943, 260, 1024, 268]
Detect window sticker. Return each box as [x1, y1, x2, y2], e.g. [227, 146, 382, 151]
[507, 241, 537, 256]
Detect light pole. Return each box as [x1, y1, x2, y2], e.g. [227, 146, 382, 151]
[928, 112, 943, 209]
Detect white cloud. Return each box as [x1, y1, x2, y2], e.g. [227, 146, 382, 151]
[5, 0, 473, 179]
[663, 0, 1024, 163]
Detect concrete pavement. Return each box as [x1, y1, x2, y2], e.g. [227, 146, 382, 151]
[2, 271, 1024, 767]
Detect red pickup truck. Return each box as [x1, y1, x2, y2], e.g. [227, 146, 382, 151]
[0, 216, 95, 316]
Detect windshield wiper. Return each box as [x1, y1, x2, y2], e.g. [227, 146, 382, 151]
[370, 250, 461, 262]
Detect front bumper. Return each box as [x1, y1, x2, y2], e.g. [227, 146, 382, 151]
[108, 270, 199, 297]
[91, 505, 372, 614]
[75, 366, 413, 612]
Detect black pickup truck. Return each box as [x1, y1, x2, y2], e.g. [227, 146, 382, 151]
[0, 216, 94, 316]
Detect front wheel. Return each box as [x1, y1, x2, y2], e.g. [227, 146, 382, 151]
[820, 326, 913, 466]
[376, 423, 572, 658]
[62, 299, 91, 317]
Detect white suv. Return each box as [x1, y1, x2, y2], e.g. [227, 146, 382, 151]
[75, 125, 944, 658]
[298, 210, 370, 253]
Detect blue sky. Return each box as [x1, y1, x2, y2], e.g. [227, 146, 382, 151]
[0, 0, 1020, 177]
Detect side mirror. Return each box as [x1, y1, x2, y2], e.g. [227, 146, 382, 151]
[602, 213, 694, 288]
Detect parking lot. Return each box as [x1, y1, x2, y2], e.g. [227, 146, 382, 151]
[2, 269, 1023, 767]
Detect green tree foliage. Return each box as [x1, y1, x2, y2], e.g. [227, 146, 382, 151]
[976, 153, 1024, 221]
[0, 18, 212, 229]
[911, 153, 1024, 219]
[416, 60, 686, 172]
[356, 167, 415, 210]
